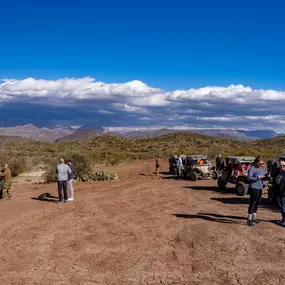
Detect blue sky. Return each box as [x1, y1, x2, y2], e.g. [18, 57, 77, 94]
[1, 0, 285, 129]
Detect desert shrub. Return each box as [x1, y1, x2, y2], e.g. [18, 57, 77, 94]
[44, 159, 58, 183]
[0, 157, 27, 177]
[93, 170, 119, 181]
[65, 152, 92, 179]
[9, 158, 27, 177]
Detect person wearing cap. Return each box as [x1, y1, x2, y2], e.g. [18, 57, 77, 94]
[0, 164, 12, 200]
[56, 158, 71, 203]
[247, 156, 266, 226]
[276, 161, 285, 226]
[67, 160, 75, 201]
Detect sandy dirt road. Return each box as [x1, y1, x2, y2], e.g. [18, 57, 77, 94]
[0, 160, 284, 285]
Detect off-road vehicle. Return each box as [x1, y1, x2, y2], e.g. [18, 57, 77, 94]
[183, 155, 218, 181]
[217, 156, 255, 195]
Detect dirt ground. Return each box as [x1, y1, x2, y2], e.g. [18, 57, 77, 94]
[1, 160, 285, 285]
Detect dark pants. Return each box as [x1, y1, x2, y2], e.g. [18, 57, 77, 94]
[248, 188, 262, 214]
[278, 197, 285, 219]
[58, 180, 68, 201]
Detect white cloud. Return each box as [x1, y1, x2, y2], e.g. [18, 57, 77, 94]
[97, 109, 115, 115]
[1, 77, 285, 130]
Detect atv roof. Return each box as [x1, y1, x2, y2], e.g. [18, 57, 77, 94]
[187, 155, 208, 159]
[170, 155, 187, 158]
[227, 156, 255, 162]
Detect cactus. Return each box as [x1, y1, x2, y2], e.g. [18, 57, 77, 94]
[74, 170, 118, 182]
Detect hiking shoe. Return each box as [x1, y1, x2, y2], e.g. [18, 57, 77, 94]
[247, 220, 256, 227]
[67, 197, 74, 201]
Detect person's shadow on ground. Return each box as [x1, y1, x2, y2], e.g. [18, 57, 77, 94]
[173, 212, 281, 225]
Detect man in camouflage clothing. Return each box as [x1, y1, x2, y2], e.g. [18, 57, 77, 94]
[0, 164, 12, 200]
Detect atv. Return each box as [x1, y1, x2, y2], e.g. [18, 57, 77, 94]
[217, 156, 255, 196]
[183, 155, 218, 181]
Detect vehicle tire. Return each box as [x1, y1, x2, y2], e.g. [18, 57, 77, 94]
[236, 182, 248, 196]
[218, 177, 227, 189]
[211, 170, 219, 180]
[190, 172, 198, 181]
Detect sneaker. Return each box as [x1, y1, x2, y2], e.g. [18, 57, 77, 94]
[67, 197, 74, 201]
[280, 221, 285, 227]
[247, 220, 256, 227]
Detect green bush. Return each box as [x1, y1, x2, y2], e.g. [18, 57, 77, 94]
[73, 170, 118, 182]
[65, 152, 92, 179]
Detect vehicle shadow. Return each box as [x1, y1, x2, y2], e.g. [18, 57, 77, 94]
[159, 172, 172, 175]
[162, 176, 181, 180]
[211, 197, 249, 205]
[185, 185, 236, 194]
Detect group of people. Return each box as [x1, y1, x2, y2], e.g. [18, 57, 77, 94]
[0, 158, 75, 203]
[56, 158, 75, 203]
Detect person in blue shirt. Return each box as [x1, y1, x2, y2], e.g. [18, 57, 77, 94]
[247, 156, 266, 226]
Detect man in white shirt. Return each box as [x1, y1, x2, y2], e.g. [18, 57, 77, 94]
[176, 155, 183, 179]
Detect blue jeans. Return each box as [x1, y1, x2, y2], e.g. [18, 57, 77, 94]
[278, 197, 285, 219]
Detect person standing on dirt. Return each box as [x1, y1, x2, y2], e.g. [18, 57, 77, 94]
[0, 164, 12, 200]
[156, 157, 160, 176]
[176, 155, 183, 179]
[247, 156, 265, 226]
[56, 158, 71, 203]
[275, 161, 285, 226]
[269, 159, 281, 206]
[216, 154, 223, 171]
[67, 160, 75, 201]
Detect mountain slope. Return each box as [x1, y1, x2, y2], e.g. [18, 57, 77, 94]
[0, 124, 74, 142]
[55, 130, 102, 142]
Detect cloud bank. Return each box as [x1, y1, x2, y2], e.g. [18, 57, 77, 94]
[0, 77, 285, 130]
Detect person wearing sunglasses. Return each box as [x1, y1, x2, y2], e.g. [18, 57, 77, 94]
[247, 156, 266, 226]
[276, 161, 285, 226]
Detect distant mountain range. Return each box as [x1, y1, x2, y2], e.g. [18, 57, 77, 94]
[0, 124, 74, 142]
[0, 124, 283, 142]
